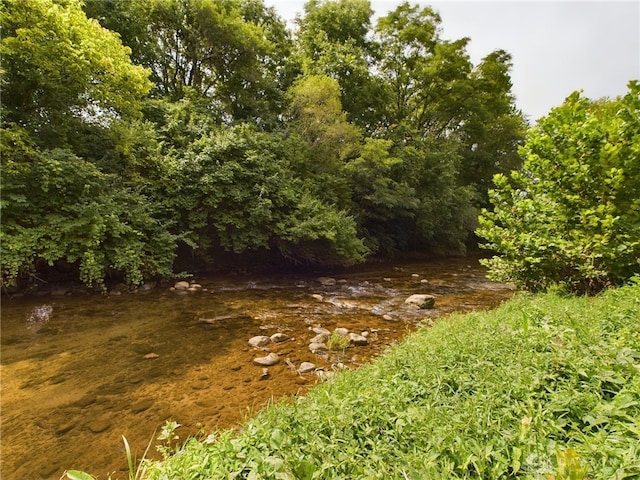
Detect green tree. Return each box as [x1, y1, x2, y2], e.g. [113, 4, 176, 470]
[375, 3, 473, 138]
[86, 0, 291, 126]
[295, 0, 383, 130]
[155, 124, 367, 266]
[370, 3, 525, 251]
[83, 0, 153, 69]
[1, 0, 151, 149]
[404, 139, 476, 252]
[0, 145, 176, 289]
[344, 138, 418, 252]
[1, 0, 175, 289]
[477, 82, 640, 294]
[459, 50, 527, 207]
[285, 75, 361, 209]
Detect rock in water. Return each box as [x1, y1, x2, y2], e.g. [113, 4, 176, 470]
[308, 342, 327, 354]
[174, 281, 190, 290]
[298, 362, 316, 374]
[404, 294, 436, 309]
[348, 333, 368, 346]
[312, 327, 331, 336]
[270, 333, 289, 343]
[311, 333, 328, 344]
[253, 353, 280, 366]
[248, 335, 271, 347]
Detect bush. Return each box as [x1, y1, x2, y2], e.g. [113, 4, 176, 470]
[477, 81, 640, 294]
[0, 146, 176, 289]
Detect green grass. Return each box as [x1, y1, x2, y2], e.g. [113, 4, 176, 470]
[142, 281, 640, 479]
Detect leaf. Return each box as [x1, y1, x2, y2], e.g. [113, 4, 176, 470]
[270, 428, 286, 449]
[65, 471, 96, 480]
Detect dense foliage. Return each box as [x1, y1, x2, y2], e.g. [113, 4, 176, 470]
[478, 82, 640, 294]
[140, 280, 640, 479]
[2, 0, 528, 288]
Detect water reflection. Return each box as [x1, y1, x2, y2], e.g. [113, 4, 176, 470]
[0, 258, 513, 479]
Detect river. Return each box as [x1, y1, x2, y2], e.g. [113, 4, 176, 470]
[1, 257, 514, 479]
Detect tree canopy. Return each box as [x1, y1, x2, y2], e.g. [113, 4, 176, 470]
[1, 0, 532, 289]
[477, 81, 640, 294]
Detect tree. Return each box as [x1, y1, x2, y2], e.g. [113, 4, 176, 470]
[458, 50, 527, 207]
[1, 0, 175, 289]
[375, 3, 473, 138]
[85, 0, 292, 126]
[344, 138, 418, 252]
[0, 146, 176, 289]
[477, 81, 640, 294]
[1, 0, 151, 149]
[285, 75, 361, 210]
[295, 0, 383, 130]
[154, 124, 368, 266]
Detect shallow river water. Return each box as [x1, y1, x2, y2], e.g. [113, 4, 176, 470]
[1, 258, 514, 479]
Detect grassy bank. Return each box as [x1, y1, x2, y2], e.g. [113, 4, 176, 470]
[141, 281, 640, 479]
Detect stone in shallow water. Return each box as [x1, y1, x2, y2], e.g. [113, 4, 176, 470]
[55, 422, 76, 435]
[404, 294, 436, 309]
[253, 353, 280, 366]
[348, 333, 368, 346]
[298, 362, 316, 374]
[131, 399, 154, 413]
[248, 335, 271, 347]
[174, 281, 190, 290]
[312, 327, 331, 335]
[310, 333, 328, 344]
[88, 418, 111, 433]
[308, 342, 327, 354]
[334, 327, 349, 336]
[270, 333, 289, 343]
[73, 395, 97, 408]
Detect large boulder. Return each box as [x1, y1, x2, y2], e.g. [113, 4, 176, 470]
[404, 294, 436, 309]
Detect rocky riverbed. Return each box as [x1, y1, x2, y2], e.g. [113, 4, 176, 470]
[1, 257, 514, 479]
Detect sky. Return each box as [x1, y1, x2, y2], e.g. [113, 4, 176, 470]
[264, 0, 640, 123]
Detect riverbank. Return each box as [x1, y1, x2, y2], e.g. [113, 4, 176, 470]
[140, 281, 640, 479]
[2, 258, 513, 479]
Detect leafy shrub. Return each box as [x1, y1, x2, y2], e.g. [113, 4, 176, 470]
[1, 147, 176, 289]
[156, 124, 368, 267]
[477, 81, 640, 294]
